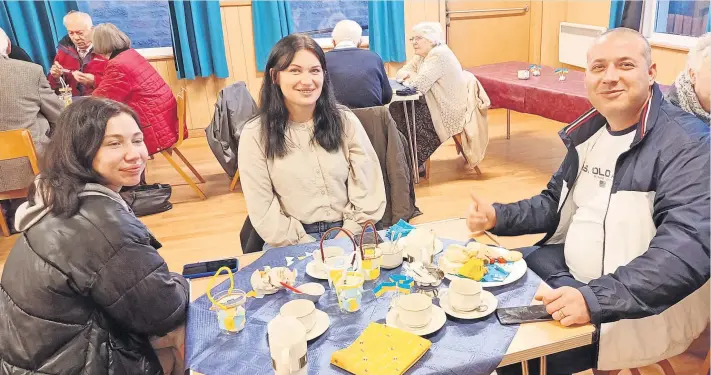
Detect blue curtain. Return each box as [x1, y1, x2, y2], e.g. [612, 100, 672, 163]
[0, 1, 77, 72]
[609, 0, 626, 29]
[169, 0, 229, 80]
[368, 0, 406, 63]
[252, 0, 293, 72]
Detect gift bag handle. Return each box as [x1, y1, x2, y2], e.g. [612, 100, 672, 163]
[359, 220, 379, 259]
[319, 227, 360, 266]
[207, 266, 235, 310]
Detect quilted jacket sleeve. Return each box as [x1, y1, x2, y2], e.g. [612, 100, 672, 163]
[580, 139, 710, 324]
[92, 62, 132, 103]
[90, 238, 189, 336]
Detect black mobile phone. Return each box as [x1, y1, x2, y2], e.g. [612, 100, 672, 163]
[182, 258, 238, 279]
[496, 305, 553, 325]
[354, 230, 384, 247]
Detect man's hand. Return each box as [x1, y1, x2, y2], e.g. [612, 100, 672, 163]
[72, 71, 95, 85]
[50, 62, 64, 78]
[535, 286, 591, 326]
[466, 192, 496, 233]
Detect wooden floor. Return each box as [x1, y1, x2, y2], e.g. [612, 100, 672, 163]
[0, 109, 706, 374]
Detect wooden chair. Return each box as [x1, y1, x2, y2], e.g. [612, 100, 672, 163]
[229, 171, 240, 192]
[161, 89, 207, 200]
[0, 130, 39, 236]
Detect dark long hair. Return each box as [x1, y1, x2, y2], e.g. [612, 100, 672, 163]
[258, 33, 345, 159]
[28, 97, 140, 217]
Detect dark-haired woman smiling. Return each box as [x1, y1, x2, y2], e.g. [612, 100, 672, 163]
[0, 98, 188, 374]
[238, 34, 386, 247]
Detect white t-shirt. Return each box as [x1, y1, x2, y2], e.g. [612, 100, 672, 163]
[564, 125, 636, 283]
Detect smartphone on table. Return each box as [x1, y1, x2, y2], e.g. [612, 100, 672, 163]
[496, 305, 553, 325]
[182, 258, 238, 279]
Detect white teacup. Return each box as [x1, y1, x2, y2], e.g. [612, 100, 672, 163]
[280, 299, 316, 333]
[449, 278, 483, 312]
[395, 293, 432, 328]
[379, 242, 403, 269]
[268, 315, 308, 375]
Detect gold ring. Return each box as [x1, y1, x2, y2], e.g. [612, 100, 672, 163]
[557, 309, 566, 320]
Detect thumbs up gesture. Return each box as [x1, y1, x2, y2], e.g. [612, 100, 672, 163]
[466, 192, 497, 233]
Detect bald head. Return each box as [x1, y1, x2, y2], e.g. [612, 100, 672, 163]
[584, 27, 657, 131]
[589, 28, 652, 66]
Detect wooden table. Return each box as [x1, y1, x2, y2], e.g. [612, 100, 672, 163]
[190, 218, 595, 374]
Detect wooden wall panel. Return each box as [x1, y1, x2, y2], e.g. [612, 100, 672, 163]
[447, 1, 532, 67]
[540, 1, 567, 68]
[652, 46, 687, 84]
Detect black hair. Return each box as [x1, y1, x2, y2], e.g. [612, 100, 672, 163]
[258, 33, 345, 159]
[28, 97, 140, 217]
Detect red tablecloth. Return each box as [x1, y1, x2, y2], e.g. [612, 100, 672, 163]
[467, 61, 592, 124]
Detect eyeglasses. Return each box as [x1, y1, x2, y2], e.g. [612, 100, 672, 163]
[408, 36, 424, 43]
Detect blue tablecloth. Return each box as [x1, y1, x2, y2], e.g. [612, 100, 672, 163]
[186, 238, 542, 375]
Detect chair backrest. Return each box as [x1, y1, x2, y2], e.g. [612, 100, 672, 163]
[0, 129, 40, 175]
[175, 87, 188, 147]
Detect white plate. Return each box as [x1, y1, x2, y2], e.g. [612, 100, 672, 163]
[306, 309, 330, 341]
[386, 305, 446, 336]
[255, 287, 280, 295]
[305, 260, 329, 280]
[444, 259, 527, 288]
[400, 238, 444, 258]
[439, 290, 497, 320]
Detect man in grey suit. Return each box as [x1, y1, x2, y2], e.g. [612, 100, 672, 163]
[0, 27, 63, 228]
[0, 27, 63, 153]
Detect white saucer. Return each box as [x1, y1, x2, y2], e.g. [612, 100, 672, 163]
[439, 290, 498, 320]
[386, 305, 446, 336]
[305, 260, 328, 280]
[306, 309, 330, 341]
[444, 259, 527, 288]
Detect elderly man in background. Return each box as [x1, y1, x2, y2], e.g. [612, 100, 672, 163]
[48, 11, 107, 96]
[666, 32, 710, 122]
[325, 19, 392, 108]
[0, 27, 63, 232]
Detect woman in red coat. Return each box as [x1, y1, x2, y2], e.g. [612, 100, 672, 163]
[91, 23, 187, 155]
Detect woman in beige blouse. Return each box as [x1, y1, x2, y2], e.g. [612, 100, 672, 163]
[238, 34, 386, 248]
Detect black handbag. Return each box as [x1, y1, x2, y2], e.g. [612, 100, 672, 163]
[119, 183, 173, 217]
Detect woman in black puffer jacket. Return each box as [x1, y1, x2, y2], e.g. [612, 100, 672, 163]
[0, 98, 188, 375]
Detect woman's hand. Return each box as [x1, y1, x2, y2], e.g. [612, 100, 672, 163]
[396, 71, 411, 82]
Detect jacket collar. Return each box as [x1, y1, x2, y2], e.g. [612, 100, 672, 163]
[110, 47, 130, 59]
[559, 83, 662, 149]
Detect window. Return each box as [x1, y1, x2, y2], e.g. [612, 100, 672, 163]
[289, 0, 369, 46]
[642, 0, 710, 49]
[77, 1, 173, 57]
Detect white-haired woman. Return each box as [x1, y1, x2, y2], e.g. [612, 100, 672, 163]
[392, 22, 468, 175]
[666, 32, 710, 122]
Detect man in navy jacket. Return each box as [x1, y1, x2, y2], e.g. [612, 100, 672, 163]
[470, 28, 710, 374]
